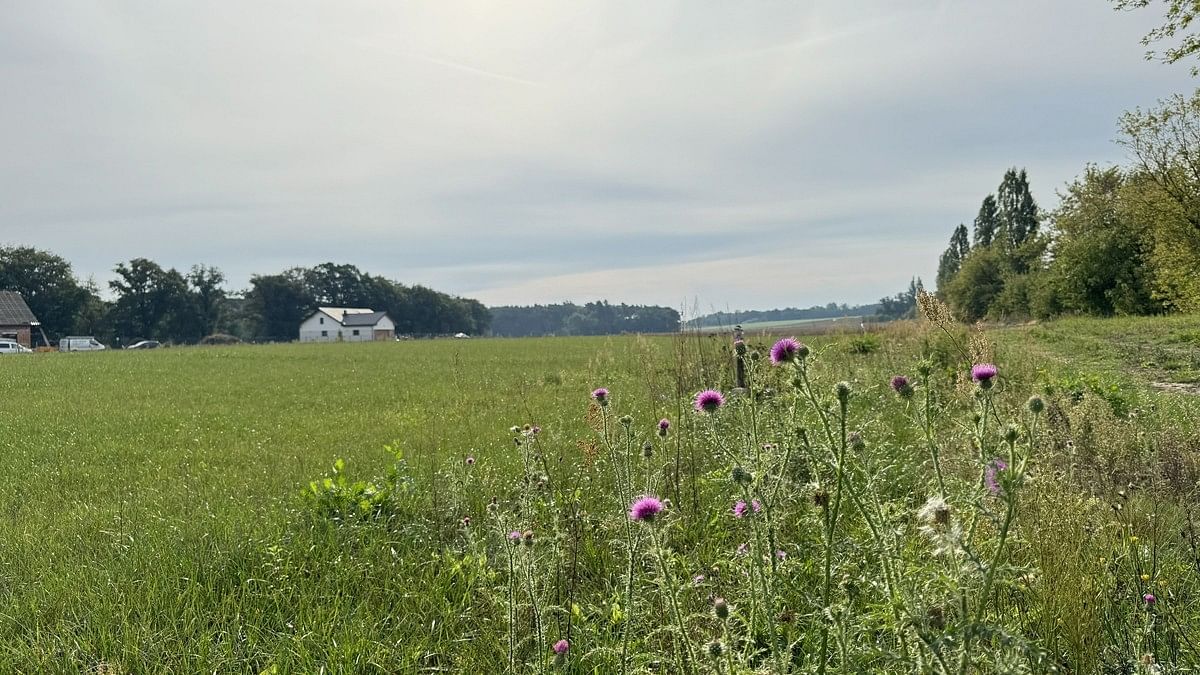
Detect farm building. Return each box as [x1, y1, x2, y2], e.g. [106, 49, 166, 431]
[0, 291, 44, 348]
[299, 307, 395, 343]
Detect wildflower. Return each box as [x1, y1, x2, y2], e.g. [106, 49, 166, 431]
[522, 530, 534, 547]
[736, 543, 749, 556]
[732, 499, 762, 518]
[629, 496, 664, 522]
[1027, 395, 1045, 414]
[553, 639, 570, 655]
[769, 337, 804, 365]
[731, 466, 752, 485]
[1144, 593, 1157, 606]
[693, 574, 706, 586]
[848, 431, 865, 451]
[917, 496, 952, 527]
[531, 425, 541, 435]
[985, 458, 1008, 496]
[591, 388, 609, 406]
[708, 641, 724, 658]
[775, 550, 787, 560]
[917, 497, 961, 556]
[464, 456, 475, 466]
[1002, 424, 1020, 444]
[1141, 574, 1151, 582]
[835, 381, 852, 405]
[713, 597, 730, 620]
[657, 418, 670, 437]
[461, 516, 471, 527]
[971, 363, 998, 389]
[1131, 535, 1139, 543]
[890, 375, 915, 398]
[694, 389, 725, 413]
[508, 530, 522, 542]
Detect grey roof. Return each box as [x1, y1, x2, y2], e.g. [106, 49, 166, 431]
[0, 291, 36, 325]
[341, 311, 389, 327]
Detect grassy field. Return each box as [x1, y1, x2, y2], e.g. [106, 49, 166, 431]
[1, 316, 1199, 672]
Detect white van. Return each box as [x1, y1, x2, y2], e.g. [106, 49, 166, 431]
[0, 340, 32, 355]
[59, 336, 106, 352]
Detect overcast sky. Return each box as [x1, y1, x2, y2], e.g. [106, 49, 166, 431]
[0, 1, 1193, 312]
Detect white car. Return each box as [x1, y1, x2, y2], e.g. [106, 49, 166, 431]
[0, 340, 32, 354]
[59, 336, 106, 352]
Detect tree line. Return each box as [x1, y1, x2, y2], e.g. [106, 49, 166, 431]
[934, 92, 1200, 320]
[0, 249, 491, 345]
[489, 302, 680, 337]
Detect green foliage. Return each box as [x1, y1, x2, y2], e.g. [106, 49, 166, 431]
[847, 332, 882, 354]
[0, 245, 97, 339]
[943, 246, 1007, 321]
[1113, 0, 1200, 73]
[490, 301, 680, 336]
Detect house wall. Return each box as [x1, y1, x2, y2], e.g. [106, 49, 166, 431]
[299, 311, 340, 343]
[0, 325, 31, 347]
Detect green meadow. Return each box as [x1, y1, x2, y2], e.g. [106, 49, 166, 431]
[1, 317, 1199, 673]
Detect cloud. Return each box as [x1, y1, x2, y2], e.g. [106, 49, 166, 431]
[0, 0, 1193, 308]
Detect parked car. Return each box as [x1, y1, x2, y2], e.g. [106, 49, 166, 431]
[59, 336, 107, 352]
[0, 340, 32, 354]
[126, 340, 161, 350]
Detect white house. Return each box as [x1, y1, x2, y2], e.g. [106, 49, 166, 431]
[299, 307, 396, 343]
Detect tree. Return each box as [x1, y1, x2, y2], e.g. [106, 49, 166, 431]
[188, 265, 227, 339]
[973, 195, 1000, 247]
[1050, 166, 1160, 315]
[997, 168, 1040, 258]
[943, 248, 1007, 322]
[1119, 92, 1200, 310]
[876, 277, 923, 320]
[1113, 0, 1200, 74]
[245, 273, 315, 341]
[108, 258, 193, 342]
[936, 224, 971, 291]
[0, 245, 95, 340]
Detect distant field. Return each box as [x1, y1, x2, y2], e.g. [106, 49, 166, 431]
[1, 318, 1199, 671]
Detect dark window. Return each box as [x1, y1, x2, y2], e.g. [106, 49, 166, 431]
[321, 330, 327, 337]
[319, 317, 324, 324]
[352, 329, 360, 336]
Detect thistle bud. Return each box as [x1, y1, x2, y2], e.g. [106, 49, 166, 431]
[835, 381, 852, 405]
[1027, 395, 1045, 414]
[642, 441, 654, 459]
[713, 597, 729, 620]
[732, 466, 753, 486]
[707, 641, 724, 658]
[848, 432, 865, 452]
[1002, 424, 1020, 444]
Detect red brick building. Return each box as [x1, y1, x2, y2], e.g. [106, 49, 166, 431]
[0, 291, 40, 347]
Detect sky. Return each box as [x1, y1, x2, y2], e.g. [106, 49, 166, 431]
[0, 1, 1194, 314]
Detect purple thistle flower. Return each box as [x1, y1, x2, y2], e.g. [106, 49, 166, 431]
[629, 495, 664, 522]
[984, 458, 1008, 496]
[1144, 593, 1157, 606]
[658, 418, 671, 435]
[769, 337, 803, 365]
[507, 530, 521, 541]
[890, 375, 915, 398]
[732, 499, 762, 518]
[553, 639, 570, 655]
[693, 573, 706, 586]
[776, 550, 787, 560]
[591, 388, 609, 405]
[694, 389, 725, 413]
[971, 363, 998, 386]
